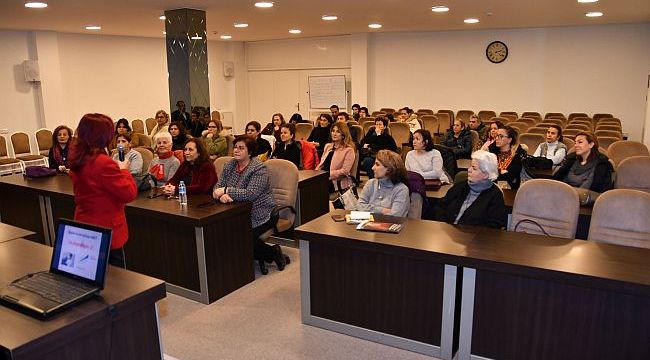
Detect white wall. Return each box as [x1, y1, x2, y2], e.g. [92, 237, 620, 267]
[368, 23, 650, 141]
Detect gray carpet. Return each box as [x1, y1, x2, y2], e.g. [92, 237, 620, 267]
[158, 246, 438, 360]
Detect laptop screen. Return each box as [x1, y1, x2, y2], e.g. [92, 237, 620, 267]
[50, 219, 112, 288]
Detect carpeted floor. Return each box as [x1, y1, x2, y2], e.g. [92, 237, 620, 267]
[157, 246, 438, 360]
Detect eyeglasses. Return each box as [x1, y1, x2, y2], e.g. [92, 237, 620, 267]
[156, 116, 165, 119]
[207, 125, 217, 128]
[496, 134, 509, 139]
[234, 146, 247, 151]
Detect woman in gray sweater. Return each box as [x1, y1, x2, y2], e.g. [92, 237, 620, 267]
[213, 135, 286, 275]
[357, 150, 410, 217]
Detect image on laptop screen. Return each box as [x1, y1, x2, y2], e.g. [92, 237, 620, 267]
[51, 220, 112, 286]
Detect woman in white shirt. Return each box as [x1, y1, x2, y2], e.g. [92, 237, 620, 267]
[532, 125, 567, 167]
[405, 129, 449, 183]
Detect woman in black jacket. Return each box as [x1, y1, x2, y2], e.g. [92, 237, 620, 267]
[435, 150, 506, 229]
[488, 125, 526, 190]
[443, 120, 473, 159]
[553, 132, 613, 193]
[271, 123, 301, 168]
[308, 113, 332, 157]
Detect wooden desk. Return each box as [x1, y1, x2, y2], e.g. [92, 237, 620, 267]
[0, 174, 253, 304]
[296, 170, 329, 226]
[0, 223, 34, 244]
[0, 239, 166, 360]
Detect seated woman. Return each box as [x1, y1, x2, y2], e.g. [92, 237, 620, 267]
[405, 129, 450, 183]
[149, 110, 171, 140]
[480, 120, 502, 151]
[553, 131, 613, 193]
[163, 138, 217, 195]
[316, 121, 356, 192]
[359, 107, 369, 119]
[48, 125, 73, 173]
[213, 135, 287, 275]
[308, 113, 333, 157]
[271, 123, 301, 168]
[434, 150, 506, 228]
[398, 107, 421, 133]
[148, 132, 180, 187]
[532, 124, 567, 168]
[111, 133, 145, 187]
[261, 113, 285, 144]
[202, 120, 227, 160]
[488, 125, 526, 190]
[245, 121, 273, 160]
[357, 150, 410, 217]
[443, 119, 472, 159]
[169, 121, 189, 151]
[360, 116, 398, 178]
[110, 118, 142, 150]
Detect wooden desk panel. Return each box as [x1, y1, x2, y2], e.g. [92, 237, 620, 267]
[0, 223, 34, 244]
[296, 170, 329, 226]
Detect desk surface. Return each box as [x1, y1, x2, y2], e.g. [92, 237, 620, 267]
[296, 214, 650, 294]
[0, 239, 166, 356]
[0, 223, 34, 244]
[298, 169, 328, 183]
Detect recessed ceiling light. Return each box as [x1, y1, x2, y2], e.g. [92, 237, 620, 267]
[159, 15, 166, 20]
[85, 25, 101, 30]
[464, 18, 479, 24]
[431, 6, 449, 13]
[24, 2, 47, 8]
[234, 23, 249, 28]
[254, 1, 274, 8]
[220, 35, 232, 40]
[578, 0, 598, 3]
[289, 29, 302, 34]
[322, 15, 338, 21]
[368, 23, 382, 29]
[585, 11, 603, 17]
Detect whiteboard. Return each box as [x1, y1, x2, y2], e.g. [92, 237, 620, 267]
[308, 75, 346, 109]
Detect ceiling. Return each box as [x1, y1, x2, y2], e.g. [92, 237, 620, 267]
[1, 0, 649, 42]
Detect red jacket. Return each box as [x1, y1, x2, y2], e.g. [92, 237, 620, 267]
[167, 161, 218, 195]
[70, 154, 138, 249]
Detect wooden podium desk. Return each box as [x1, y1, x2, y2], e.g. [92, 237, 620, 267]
[297, 213, 650, 360]
[0, 239, 166, 360]
[296, 170, 329, 226]
[0, 174, 253, 304]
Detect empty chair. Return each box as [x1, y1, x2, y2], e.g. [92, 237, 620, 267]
[225, 134, 235, 156]
[371, 111, 386, 117]
[407, 192, 423, 219]
[565, 123, 591, 132]
[595, 124, 622, 133]
[388, 122, 411, 150]
[615, 156, 650, 192]
[131, 119, 145, 134]
[417, 109, 434, 115]
[478, 110, 497, 123]
[588, 189, 650, 248]
[508, 122, 530, 133]
[436, 112, 452, 134]
[359, 117, 375, 127]
[544, 112, 565, 119]
[521, 111, 541, 118]
[500, 114, 518, 123]
[35, 128, 53, 156]
[379, 108, 395, 114]
[540, 119, 564, 128]
[518, 133, 545, 155]
[295, 123, 313, 141]
[568, 113, 588, 120]
[561, 137, 575, 151]
[133, 147, 153, 174]
[0, 136, 23, 175]
[347, 120, 359, 126]
[489, 116, 509, 124]
[437, 109, 455, 123]
[350, 125, 363, 144]
[509, 179, 580, 239]
[420, 115, 439, 133]
[597, 136, 619, 150]
[607, 140, 649, 167]
[526, 127, 548, 136]
[517, 118, 537, 126]
[145, 118, 157, 134]
[499, 111, 518, 119]
[362, 121, 375, 136]
[10, 132, 48, 168]
[594, 130, 622, 140]
[211, 110, 221, 121]
[213, 155, 234, 178]
[138, 135, 152, 149]
[456, 110, 474, 123]
[593, 113, 614, 122]
[258, 159, 299, 242]
[469, 130, 481, 151]
[597, 117, 621, 126]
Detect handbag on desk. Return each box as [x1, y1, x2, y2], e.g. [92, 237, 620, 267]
[332, 176, 359, 210]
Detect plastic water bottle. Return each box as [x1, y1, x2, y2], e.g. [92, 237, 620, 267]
[178, 181, 187, 206]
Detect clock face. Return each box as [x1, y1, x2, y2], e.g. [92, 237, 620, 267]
[486, 41, 508, 63]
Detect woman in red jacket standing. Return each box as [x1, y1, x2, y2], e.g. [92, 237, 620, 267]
[69, 113, 138, 268]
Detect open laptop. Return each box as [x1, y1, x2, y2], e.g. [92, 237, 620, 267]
[0, 219, 112, 319]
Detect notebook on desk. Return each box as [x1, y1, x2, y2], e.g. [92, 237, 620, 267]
[0, 219, 112, 319]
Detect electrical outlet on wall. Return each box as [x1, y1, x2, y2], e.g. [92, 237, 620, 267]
[0, 129, 9, 134]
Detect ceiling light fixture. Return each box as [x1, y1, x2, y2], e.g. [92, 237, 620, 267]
[234, 23, 249, 28]
[24, 2, 48, 8]
[159, 15, 166, 20]
[585, 11, 603, 17]
[220, 35, 232, 40]
[322, 15, 338, 21]
[85, 25, 102, 30]
[578, 0, 598, 3]
[368, 23, 382, 29]
[289, 29, 302, 34]
[463, 18, 479, 24]
[431, 6, 449, 13]
[254, 2, 274, 8]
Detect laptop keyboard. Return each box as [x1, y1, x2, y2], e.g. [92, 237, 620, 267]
[13, 272, 96, 304]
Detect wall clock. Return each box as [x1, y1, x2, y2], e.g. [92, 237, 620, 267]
[486, 41, 508, 64]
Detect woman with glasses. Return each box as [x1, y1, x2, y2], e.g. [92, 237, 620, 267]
[488, 125, 526, 190]
[213, 135, 288, 275]
[110, 118, 142, 150]
[202, 120, 227, 160]
[149, 110, 170, 139]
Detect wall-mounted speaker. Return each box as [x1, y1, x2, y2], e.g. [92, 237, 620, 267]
[223, 61, 234, 78]
[22, 60, 41, 82]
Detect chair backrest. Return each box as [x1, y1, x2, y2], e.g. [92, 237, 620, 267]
[350, 125, 363, 144]
[499, 111, 518, 118]
[436, 113, 451, 134]
[517, 133, 545, 155]
[565, 123, 591, 132]
[593, 113, 614, 122]
[540, 119, 564, 127]
[10, 132, 33, 156]
[489, 116, 509, 124]
[133, 147, 153, 174]
[139, 134, 152, 148]
[517, 118, 537, 126]
[509, 179, 580, 239]
[526, 127, 548, 136]
[379, 108, 395, 114]
[607, 140, 649, 167]
[597, 136, 619, 150]
[211, 110, 221, 121]
[145, 118, 157, 134]
[456, 110, 474, 123]
[568, 119, 594, 130]
[225, 134, 235, 156]
[408, 192, 423, 219]
[420, 115, 439, 133]
[213, 156, 233, 178]
[595, 124, 622, 133]
[469, 130, 480, 151]
[350, 149, 359, 180]
[561, 137, 575, 151]
[131, 119, 145, 134]
[597, 117, 621, 126]
[478, 110, 497, 123]
[588, 189, 650, 248]
[615, 156, 650, 192]
[562, 128, 582, 138]
[594, 130, 622, 140]
[35, 128, 53, 156]
[521, 111, 541, 119]
[508, 122, 530, 134]
[359, 117, 375, 126]
[417, 109, 434, 115]
[544, 112, 565, 119]
[0, 136, 11, 158]
[500, 114, 518, 123]
[371, 111, 386, 117]
[568, 112, 588, 120]
[295, 123, 313, 141]
[437, 109, 455, 123]
[362, 122, 375, 136]
[388, 122, 411, 148]
[265, 159, 299, 224]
